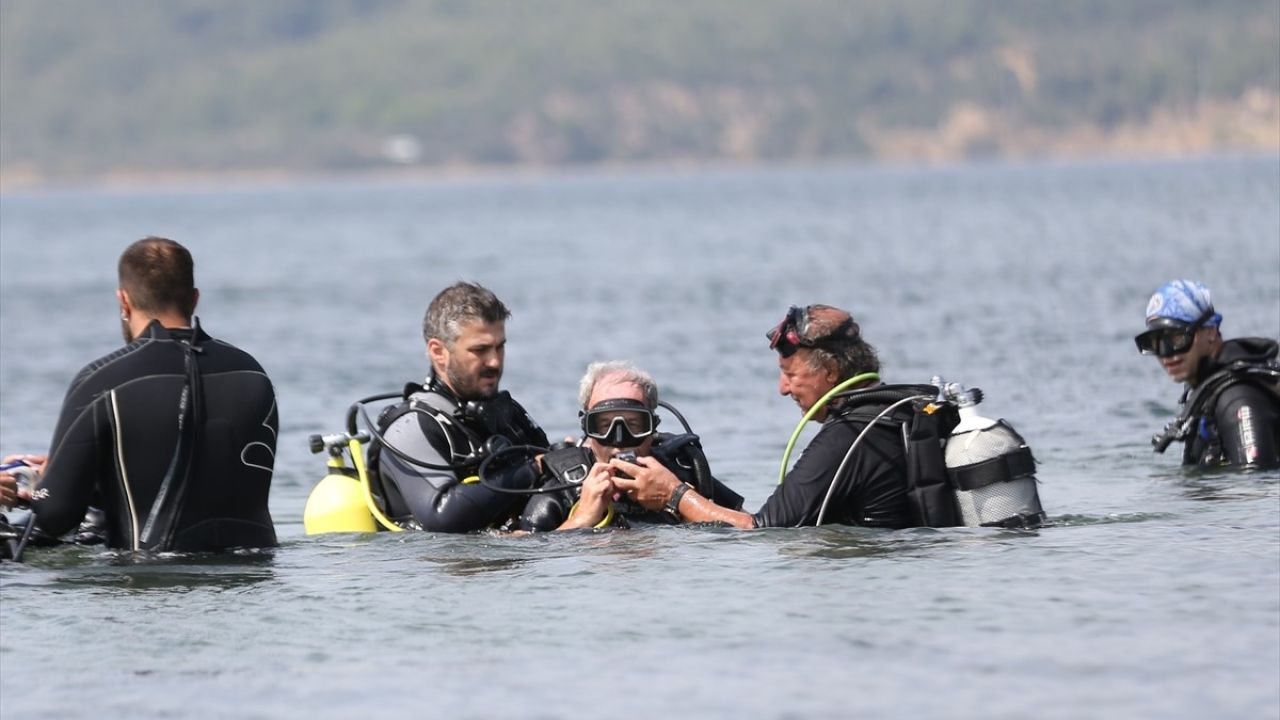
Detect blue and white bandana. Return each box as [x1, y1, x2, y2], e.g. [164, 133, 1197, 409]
[1144, 279, 1222, 327]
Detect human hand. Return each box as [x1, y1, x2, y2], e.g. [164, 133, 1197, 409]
[3, 453, 46, 473]
[561, 463, 615, 529]
[1, 453, 43, 508]
[0, 472, 19, 508]
[608, 456, 681, 511]
[580, 463, 616, 508]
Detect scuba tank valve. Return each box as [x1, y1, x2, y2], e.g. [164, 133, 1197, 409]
[303, 431, 380, 535]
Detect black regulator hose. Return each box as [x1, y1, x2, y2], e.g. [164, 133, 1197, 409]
[690, 445, 715, 500]
[347, 391, 402, 435]
[355, 401, 468, 472]
[10, 514, 37, 563]
[351, 395, 585, 494]
[475, 444, 585, 496]
[657, 400, 694, 434]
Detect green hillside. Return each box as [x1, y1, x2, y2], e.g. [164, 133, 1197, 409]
[1, 0, 1277, 186]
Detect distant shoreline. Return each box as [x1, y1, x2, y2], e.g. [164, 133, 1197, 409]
[5, 88, 1277, 195]
[3, 146, 1277, 196]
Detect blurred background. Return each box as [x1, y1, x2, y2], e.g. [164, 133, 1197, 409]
[1, 0, 1277, 189]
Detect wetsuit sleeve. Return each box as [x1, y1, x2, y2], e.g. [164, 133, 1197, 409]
[753, 420, 911, 529]
[753, 424, 849, 528]
[377, 411, 534, 532]
[30, 367, 110, 537]
[1214, 383, 1280, 469]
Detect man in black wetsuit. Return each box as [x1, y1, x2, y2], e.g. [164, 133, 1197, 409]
[369, 281, 549, 532]
[611, 304, 918, 529]
[517, 361, 742, 531]
[0, 237, 278, 552]
[1136, 279, 1279, 469]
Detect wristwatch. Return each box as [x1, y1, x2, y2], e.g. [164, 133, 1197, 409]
[665, 482, 692, 517]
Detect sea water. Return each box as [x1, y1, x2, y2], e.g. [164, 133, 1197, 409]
[1, 156, 1278, 719]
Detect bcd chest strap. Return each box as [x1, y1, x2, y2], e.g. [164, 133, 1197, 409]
[1155, 361, 1280, 453]
[542, 446, 593, 484]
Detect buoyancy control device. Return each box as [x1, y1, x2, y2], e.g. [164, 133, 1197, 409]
[1151, 358, 1280, 455]
[811, 375, 1046, 529]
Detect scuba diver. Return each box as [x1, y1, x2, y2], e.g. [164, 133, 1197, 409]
[364, 281, 550, 532]
[1138, 280, 1280, 469]
[0, 237, 278, 556]
[608, 304, 1045, 529]
[518, 361, 743, 531]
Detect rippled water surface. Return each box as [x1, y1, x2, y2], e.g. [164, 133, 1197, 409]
[2, 157, 1278, 719]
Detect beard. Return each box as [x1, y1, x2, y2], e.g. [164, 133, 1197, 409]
[121, 317, 134, 343]
[445, 358, 501, 401]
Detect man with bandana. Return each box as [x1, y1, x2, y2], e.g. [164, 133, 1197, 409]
[517, 361, 742, 531]
[1136, 280, 1280, 469]
[367, 282, 550, 532]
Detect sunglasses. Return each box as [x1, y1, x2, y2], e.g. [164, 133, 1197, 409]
[580, 398, 657, 448]
[766, 305, 855, 357]
[1134, 307, 1215, 358]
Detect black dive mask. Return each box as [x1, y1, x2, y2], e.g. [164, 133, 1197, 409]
[580, 398, 658, 448]
[1134, 307, 1214, 358]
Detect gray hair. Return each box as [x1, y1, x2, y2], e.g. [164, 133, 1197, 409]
[422, 281, 510, 346]
[578, 360, 659, 410]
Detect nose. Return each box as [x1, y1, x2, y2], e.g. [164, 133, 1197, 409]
[778, 372, 791, 397]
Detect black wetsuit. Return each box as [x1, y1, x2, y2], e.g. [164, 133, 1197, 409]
[30, 321, 278, 551]
[517, 432, 744, 531]
[371, 378, 548, 532]
[753, 397, 914, 529]
[1179, 338, 1280, 469]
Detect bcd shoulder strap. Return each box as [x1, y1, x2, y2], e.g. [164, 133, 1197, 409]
[829, 384, 963, 528]
[904, 400, 962, 528]
[1158, 362, 1280, 452]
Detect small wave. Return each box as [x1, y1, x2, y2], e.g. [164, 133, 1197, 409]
[1051, 512, 1175, 526]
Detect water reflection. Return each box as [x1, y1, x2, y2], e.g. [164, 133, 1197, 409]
[416, 527, 664, 576]
[1053, 512, 1174, 526]
[8, 546, 277, 593]
[780, 524, 1048, 559]
[1171, 470, 1280, 502]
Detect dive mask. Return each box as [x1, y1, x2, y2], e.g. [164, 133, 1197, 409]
[766, 305, 856, 358]
[580, 398, 657, 448]
[1134, 307, 1215, 358]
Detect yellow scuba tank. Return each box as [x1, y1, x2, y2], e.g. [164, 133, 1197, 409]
[303, 467, 376, 534]
[303, 431, 400, 535]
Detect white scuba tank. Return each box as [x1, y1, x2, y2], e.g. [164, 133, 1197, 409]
[942, 387, 1046, 528]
